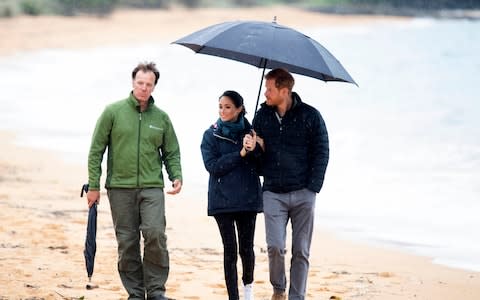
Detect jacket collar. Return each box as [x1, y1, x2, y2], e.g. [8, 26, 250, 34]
[127, 92, 155, 111]
[291, 92, 301, 109]
[260, 91, 302, 112]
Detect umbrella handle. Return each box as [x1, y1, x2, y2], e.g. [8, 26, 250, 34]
[80, 183, 89, 197]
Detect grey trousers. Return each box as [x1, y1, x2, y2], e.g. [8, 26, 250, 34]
[263, 188, 316, 300]
[108, 188, 169, 300]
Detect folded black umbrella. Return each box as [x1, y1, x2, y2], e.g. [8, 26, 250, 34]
[81, 183, 98, 289]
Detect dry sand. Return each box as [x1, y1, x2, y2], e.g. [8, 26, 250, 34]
[0, 5, 479, 300]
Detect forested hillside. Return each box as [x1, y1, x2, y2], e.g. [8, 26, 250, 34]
[1, 0, 479, 18]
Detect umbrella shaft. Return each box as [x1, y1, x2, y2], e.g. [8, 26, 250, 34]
[255, 60, 267, 113]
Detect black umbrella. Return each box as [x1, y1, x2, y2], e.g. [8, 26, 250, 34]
[172, 18, 357, 111]
[80, 183, 98, 289]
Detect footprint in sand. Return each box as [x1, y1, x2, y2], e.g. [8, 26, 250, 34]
[24, 283, 39, 289]
[309, 270, 319, 277]
[208, 283, 225, 289]
[104, 285, 122, 291]
[323, 273, 340, 280]
[167, 281, 180, 291]
[200, 247, 221, 255]
[378, 271, 394, 278]
[198, 277, 229, 295]
[213, 289, 228, 296]
[73, 219, 85, 225]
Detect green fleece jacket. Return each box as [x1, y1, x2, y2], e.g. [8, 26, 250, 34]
[88, 93, 182, 190]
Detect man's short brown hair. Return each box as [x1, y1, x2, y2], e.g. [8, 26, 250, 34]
[265, 68, 295, 92]
[132, 62, 160, 85]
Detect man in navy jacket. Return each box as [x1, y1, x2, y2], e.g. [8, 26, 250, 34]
[252, 68, 329, 300]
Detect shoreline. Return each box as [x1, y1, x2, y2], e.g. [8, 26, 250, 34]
[304, 5, 480, 20]
[1, 6, 480, 299]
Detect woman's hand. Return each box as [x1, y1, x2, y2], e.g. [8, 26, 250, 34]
[243, 130, 257, 152]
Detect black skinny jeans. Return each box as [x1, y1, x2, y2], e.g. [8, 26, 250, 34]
[214, 212, 257, 300]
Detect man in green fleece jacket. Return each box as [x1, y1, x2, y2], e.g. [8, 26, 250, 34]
[86, 62, 182, 300]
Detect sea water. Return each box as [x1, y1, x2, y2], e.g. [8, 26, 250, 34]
[1, 18, 479, 272]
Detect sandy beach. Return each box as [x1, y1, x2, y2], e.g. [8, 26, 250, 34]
[1, 5, 479, 300]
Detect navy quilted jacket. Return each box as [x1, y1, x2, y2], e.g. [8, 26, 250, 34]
[253, 92, 329, 193]
[200, 119, 263, 216]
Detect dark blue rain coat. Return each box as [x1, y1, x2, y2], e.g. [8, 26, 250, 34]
[201, 119, 263, 216]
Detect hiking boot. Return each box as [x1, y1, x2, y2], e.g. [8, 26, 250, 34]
[244, 283, 254, 300]
[271, 291, 286, 300]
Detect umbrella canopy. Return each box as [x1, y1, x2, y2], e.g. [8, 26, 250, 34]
[173, 19, 356, 111]
[81, 184, 97, 284]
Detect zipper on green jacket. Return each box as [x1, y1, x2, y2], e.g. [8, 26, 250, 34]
[137, 112, 142, 187]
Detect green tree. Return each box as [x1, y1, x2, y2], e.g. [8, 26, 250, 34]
[57, 0, 118, 16]
[20, 0, 44, 15]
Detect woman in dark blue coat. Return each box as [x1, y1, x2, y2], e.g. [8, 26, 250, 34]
[200, 90, 262, 300]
